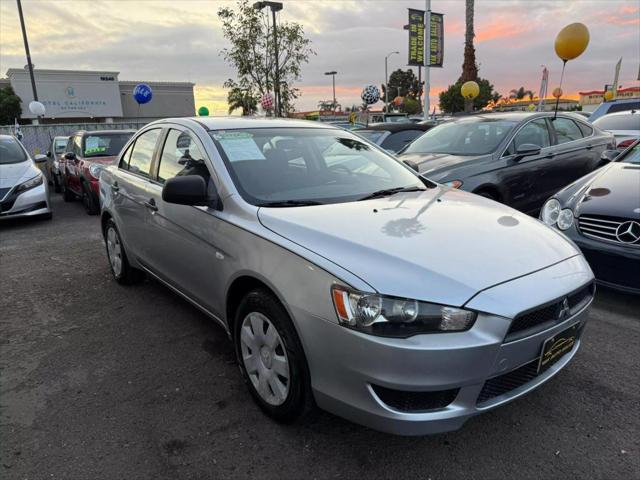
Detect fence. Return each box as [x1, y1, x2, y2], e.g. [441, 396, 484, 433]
[0, 121, 149, 156]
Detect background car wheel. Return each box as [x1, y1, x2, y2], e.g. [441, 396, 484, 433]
[41, 212, 53, 220]
[82, 184, 99, 215]
[53, 176, 61, 193]
[104, 219, 144, 285]
[476, 190, 498, 201]
[234, 289, 313, 423]
[63, 182, 75, 202]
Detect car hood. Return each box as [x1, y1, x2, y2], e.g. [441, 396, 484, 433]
[85, 156, 118, 165]
[399, 152, 485, 178]
[0, 161, 36, 189]
[574, 162, 640, 218]
[258, 188, 580, 307]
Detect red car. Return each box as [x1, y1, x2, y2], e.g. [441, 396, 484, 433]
[61, 130, 134, 214]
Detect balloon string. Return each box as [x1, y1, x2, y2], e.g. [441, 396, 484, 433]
[554, 60, 567, 119]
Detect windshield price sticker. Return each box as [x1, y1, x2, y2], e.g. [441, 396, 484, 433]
[214, 133, 266, 162]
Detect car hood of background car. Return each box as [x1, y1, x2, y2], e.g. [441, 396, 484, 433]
[574, 162, 640, 219]
[399, 152, 487, 177]
[86, 156, 118, 165]
[258, 188, 580, 307]
[0, 161, 37, 189]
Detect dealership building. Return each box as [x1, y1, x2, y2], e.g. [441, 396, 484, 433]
[0, 68, 195, 124]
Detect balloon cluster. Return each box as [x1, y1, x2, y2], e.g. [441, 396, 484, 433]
[361, 85, 380, 105]
[261, 93, 274, 110]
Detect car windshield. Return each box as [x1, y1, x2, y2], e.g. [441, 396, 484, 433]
[209, 128, 427, 206]
[0, 137, 28, 164]
[356, 130, 388, 144]
[593, 114, 640, 131]
[403, 119, 517, 156]
[54, 138, 68, 153]
[82, 133, 132, 158]
[621, 143, 640, 164]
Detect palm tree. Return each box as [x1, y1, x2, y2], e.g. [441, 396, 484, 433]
[227, 87, 257, 115]
[509, 87, 534, 100]
[462, 0, 478, 112]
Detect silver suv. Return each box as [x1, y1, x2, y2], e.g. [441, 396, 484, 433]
[99, 117, 594, 435]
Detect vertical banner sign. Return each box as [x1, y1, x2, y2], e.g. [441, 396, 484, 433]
[612, 57, 622, 98]
[408, 9, 425, 66]
[429, 12, 444, 68]
[537, 66, 549, 111]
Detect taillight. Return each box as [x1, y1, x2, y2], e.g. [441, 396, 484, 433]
[616, 138, 637, 150]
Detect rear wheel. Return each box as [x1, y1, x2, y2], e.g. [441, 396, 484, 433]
[234, 289, 313, 423]
[82, 183, 99, 215]
[104, 219, 144, 285]
[62, 180, 75, 202]
[53, 175, 61, 193]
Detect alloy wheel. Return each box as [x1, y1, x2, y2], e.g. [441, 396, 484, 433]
[106, 227, 123, 277]
[240, 312, 290, 406]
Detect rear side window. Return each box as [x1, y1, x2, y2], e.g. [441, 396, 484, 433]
[382, 130, 424, 152]
[551, 118, 583, 144]
[577, 121, 593, 137]
[157, 129, 209, 184]
[121, 129, 161, 178]
[608, 102, 640, 114]
[73, 136, 83, 156]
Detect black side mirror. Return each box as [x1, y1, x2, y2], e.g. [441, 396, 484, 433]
[64, 152, 76, 160]
[162, 175, 218, 208]
[514, 143, 541, 159]
[46, 150, 52, 158]
[403, 159, 419, 172]
[33, 154, 48, 164]
[600, 150, 619, 163]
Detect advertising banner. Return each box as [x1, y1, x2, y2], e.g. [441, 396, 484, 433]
[429, 12, 444, 67]
[408, 9, 425, 66]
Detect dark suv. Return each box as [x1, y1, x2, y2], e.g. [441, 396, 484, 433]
[61, 130, 134, 214]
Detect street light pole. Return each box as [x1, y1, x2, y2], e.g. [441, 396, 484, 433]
[16, 0, 39, 122]
[324, 71, 337, 113]
[423, 0, 431, 119]
[385, 51, 399, 112]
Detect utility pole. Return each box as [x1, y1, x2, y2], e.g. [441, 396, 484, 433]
[16, 0, 38, 103]
[254, 2, 283, 117]
[423, 0, 431, 119]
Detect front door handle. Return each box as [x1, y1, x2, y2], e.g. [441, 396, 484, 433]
[545, 153, 557, 159]
[144, 198, 158, 212]
[586, 145, 593, 150]
[111, 182, 120, 192]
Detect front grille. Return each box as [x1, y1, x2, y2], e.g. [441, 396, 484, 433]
[578, 215, 640, 246]
[505, 283, 594, 341]
[476, 359, 539, 405]
[372, 385, 459, 412]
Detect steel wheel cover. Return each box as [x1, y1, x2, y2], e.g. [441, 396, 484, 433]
[240, 312, 290, 406]
[106, 227, 122, 277]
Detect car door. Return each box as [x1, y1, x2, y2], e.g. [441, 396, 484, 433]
[500, 118, 553, 213]
[66, 135, 84, 194]
[110, 128, 162, 265]
[143, 126, 225, 316]
[546, 116, 591, 196]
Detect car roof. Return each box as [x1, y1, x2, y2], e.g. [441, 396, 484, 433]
[594, 109, 639, 118]
[151, 116, 337, 131]
[355, 123, 432, 132]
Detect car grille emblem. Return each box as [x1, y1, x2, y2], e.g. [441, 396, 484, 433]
[558, 298, 570, 320]
[615, 221, 640, 244]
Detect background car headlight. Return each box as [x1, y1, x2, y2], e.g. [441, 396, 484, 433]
[331, 286, 477, 337]
[89, 163, 104, 179]
[557, 209, 574, 230]
[14, 172, 43, 194]
[444, 180, 463, 188]
[541, 198, 561, 225]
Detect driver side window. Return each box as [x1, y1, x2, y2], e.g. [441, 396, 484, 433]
[157, 129, 210, 185]
[505, 119, 550, 156]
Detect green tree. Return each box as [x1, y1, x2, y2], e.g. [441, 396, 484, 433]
[218, 0, 315, 115]
[382, 69, 421, 101]
[225, 80, 258, 115]
[403, 97, 421, 115]
[0, 86, 22, 125]
[439, 77, 499, 113]
[509, 87, 534, 100]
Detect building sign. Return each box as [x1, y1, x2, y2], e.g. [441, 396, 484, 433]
[429, 12, 444, 68]
[407, 9, 425, 66]
[7, 69, 124, 119]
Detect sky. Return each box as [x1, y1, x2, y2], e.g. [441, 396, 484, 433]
[0, 0, 638, 114]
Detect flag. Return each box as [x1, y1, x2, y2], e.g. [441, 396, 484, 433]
[537, 66, 549, 111]
[612, 57, 622, 99]
[14, 118, 23, 141]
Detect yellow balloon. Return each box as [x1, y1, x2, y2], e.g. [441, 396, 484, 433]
[603, 90, 614, 101]
[555, 23, 590, 61]
[528, 103, 536, 111]
[552, 87, 563, 99]
[461, 81, 480, 100]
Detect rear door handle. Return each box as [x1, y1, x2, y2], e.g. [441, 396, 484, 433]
[144, 198, 158, 212]
[111, 182, 120, 192]
[545, 153, 557, 159]
[586, 145, 593, 150]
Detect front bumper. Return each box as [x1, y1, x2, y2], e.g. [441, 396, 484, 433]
[0, 182, 51, 220]
[294, 255, 594, 435]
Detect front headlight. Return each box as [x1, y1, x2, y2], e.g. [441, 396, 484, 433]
[331, 286, 477, 338]
[541, 198, 561, 225]
[89, 163, 104, 179]
[15, 172, 43, 194]
[557, 209, 574, 230]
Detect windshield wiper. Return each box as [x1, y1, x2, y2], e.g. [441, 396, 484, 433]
[357, 186, 426, 201]
[257, 200, 324, 207]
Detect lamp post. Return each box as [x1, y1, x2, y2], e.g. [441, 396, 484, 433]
[324, 71, 337, 113]
[385, 51, 399, 112]
[254, 1, 283, 117]
[16, 0, 40, 124]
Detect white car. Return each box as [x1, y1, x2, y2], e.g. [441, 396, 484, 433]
[592, 110, 640, 151]
[0, 135, 52, 220]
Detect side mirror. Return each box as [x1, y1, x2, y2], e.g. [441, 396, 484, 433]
[515, 144, 541, 158]
[600, 150, 619, 163]
[403, 159, 419, 172]
[162, 175, 216, 208]
[34, 154, 48, 164]
[64, 152, 76, 161]
[46, 150, 52, 158]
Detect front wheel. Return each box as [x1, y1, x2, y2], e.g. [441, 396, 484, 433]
[82, 184, 99, 215]
[62, 180, 75, 202]
[104, 219, 144, 285]
[53, 175, 61, 193]
[234, 289, 313, 423]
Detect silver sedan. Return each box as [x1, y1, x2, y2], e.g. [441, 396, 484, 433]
[99, 117, 594, 435]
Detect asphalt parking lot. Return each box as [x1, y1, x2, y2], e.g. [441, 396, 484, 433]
[1, 194, 639, 480]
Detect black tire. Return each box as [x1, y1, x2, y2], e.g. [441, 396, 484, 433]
[63, 181, 75, 202]
[53, 175, 61, 193]
[234, 289, 313, 423]
[41, 212, 53, 220]
[476, 190, 497, 201]
[104, 219, 145, 285]
[82, 183, 99, 215]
